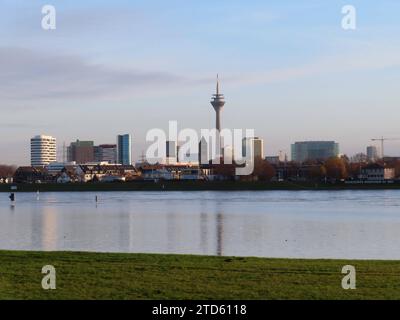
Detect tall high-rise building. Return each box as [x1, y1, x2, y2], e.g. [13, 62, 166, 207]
[242, 137, 264, 161]
[30, 135, 57, 167]
[94, 144, 117, 163]
[117, 134, 132, 165]
[176, 145, 181, 163]
[291, 141, 339, 163]
[67, 140, 94, 164]
[165, 141, 177, 164]
[210, 75, 225, 132]
[198, 137, 209, 165]
[367, 146, 378, 162]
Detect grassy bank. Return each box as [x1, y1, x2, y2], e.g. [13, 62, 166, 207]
[0, 251, 400, 299]
[1, 181, 400, 192]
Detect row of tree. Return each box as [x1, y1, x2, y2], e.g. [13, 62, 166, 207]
[305, 157, 400, 180]
[211, 156, 400, 181]
[211, 159, 275, 181]
[0, 165, 17, 178]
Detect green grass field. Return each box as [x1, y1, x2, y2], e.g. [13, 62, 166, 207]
[0, 251, 400, 300]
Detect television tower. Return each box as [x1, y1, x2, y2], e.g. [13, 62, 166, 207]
[210, 74, 226, 131]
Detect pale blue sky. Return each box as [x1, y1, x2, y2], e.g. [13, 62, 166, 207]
[1, 0, 400, 164]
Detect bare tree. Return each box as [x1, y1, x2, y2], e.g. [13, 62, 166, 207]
[0, 165, 17, 177]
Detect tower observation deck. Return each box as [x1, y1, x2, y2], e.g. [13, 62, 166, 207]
[210, 75, 226, 132]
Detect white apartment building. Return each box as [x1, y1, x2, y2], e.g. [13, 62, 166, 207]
[31, 135, 57, 166]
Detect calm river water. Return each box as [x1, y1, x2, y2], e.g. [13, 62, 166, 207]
[1, 190, 400, 259]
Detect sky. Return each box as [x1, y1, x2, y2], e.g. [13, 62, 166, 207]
[1, 0, 400, 165]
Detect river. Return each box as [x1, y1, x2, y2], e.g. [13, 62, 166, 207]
[1, 190, 400, 259]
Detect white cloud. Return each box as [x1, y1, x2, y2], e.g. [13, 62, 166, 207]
[0, 47, 184, 102]
[227, 43, 400, 86]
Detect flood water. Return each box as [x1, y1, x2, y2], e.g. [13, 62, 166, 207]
[1, 190, 400, 259]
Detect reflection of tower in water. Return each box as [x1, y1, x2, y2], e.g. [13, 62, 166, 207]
[210, 75, 226, 158]
[216, 212, 224, 256]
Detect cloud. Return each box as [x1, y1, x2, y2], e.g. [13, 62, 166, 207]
[0, 47, 184, 102]
[227, 43, 400, 86]
[0, 123, 43, 129]
[2, 40, 399, 106]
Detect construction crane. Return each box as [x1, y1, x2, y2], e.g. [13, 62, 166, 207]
[371, 137, 400, 158]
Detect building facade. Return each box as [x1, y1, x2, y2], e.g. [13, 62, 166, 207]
[242, 137, 264, 161]
[67, 140, 95, 164]
[361, 163, 395, 181]
[94, 144, 117, 164]
[265, 156, 280, 165]
[165, 141, 177, 165]
[291, 141, 339, 163]
[117, 134, 132, 165]
[367, 146, 378, 162]
[30, 135, 57, 166]
[198, 137, 209, 165]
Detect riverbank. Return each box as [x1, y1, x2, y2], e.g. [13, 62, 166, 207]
[0, 250, 399, 299]
[1, 181, 400, 192]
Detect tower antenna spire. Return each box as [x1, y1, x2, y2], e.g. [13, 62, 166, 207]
[211, 74, 225, 132]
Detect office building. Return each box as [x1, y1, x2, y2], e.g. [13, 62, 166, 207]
[165, 141, 177, 164]
[361, 163, 395, 181]
[30, 135, 57, 167]
[265, 156, 280, 165]
[198, 137, 209, 165]
[117, 134, 132, 165]
[291, 141, 339, 163]
[94, 144, 117, 164]
[67, 140, 94, 164]
[242, 137, 264, 161]
[367, 146, 378, 162]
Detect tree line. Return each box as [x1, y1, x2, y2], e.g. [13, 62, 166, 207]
[0, 165, 17, 178]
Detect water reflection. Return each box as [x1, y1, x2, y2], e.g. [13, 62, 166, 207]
[216, 212, 223, 256]
[42, 206, 57, 251]
[2, 190, 400, 259]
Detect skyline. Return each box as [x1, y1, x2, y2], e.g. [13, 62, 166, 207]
[25, 130, 384, 166]
[2, 1, 400, 165]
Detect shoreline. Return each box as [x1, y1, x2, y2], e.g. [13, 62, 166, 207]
[2, 181, 400, 192]
[0, 250, 399, 299]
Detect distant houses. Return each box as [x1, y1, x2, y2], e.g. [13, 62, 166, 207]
[10, 162, 234, 184]
[14, 164, 139, 184]
[360, 163, 395, 181]
[139, 164, 211, 181]
[7, 156, 400, 185]
[0, 165, 16, 184]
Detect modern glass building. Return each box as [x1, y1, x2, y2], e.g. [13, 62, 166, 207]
[165, 141, 177, 164]
[242, 137, 264, 161]
[366, 145, 378, 162]
[117, 134, 132, 165]
[94, 144, 117, 164]
[291, 141, 339, 163]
